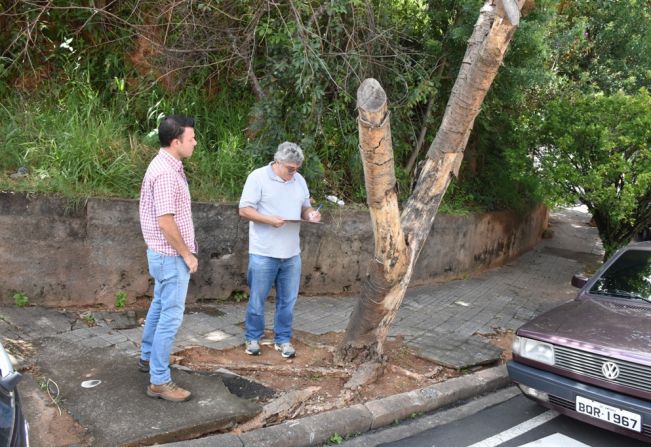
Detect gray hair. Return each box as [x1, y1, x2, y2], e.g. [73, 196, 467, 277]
[274, 142, 304, 165]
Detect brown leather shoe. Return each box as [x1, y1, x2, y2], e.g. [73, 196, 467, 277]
[146, 381, 191, 402]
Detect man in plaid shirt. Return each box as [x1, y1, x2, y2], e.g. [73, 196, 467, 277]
[138, 115, 198, 402]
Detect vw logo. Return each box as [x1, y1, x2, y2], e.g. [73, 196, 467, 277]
[602, 361, 620, 380]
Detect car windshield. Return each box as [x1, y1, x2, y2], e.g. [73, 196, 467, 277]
[589, 249, 651, 301]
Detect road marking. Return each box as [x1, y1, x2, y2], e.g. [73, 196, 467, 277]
[518, 433, 591, 446]
[464, 410, 560, 447]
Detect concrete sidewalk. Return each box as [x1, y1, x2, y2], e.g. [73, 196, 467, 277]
[0, 206, 602, 446]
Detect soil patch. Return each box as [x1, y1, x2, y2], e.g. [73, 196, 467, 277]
[20, 371, 92, 447]
[176, 330, 472, 430]
[2, 339, 92, 446]
[478, 328, 514, 363]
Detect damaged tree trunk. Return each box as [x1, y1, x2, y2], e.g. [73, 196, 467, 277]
[336, 0, 529, 365]
[336, 79, 410, 364]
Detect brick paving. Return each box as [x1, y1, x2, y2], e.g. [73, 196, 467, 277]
[1, 206, 602, 371]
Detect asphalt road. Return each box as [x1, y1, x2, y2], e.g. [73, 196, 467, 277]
[341, 388, 648, 447]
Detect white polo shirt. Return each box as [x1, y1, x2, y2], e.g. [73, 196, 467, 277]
[239, 163, 311, 259]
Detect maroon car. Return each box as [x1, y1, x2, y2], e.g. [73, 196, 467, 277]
[508, 241, 651, 442]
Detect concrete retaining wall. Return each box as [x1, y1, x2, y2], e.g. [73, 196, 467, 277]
[0, 191, 547, 307]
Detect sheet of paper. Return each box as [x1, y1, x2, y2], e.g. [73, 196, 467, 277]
[283, 219, 323, 224]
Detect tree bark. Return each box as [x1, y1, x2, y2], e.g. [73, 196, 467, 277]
[337, 0, 528, 364]
[336, 79, 410, 364]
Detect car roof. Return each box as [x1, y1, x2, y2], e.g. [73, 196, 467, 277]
[627, 241, 651, 250]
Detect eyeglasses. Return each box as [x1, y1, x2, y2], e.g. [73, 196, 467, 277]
[284, 164, 301, 173]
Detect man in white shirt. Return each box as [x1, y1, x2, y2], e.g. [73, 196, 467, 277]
[238, 142, 321, 358]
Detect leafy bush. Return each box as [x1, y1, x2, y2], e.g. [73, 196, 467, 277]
[533, 89, 651, 257]
[0, 0, 564, 213]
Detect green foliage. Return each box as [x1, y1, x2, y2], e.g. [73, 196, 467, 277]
[13, 292, 29, 308]
[551, 0, 651, 95]
[115, 291, 127, 309]
[0, 0, 444, 204]
[448, 0, 557, 214]
[0, 1, 141, 95]
[1, 0, 645, 224]
[533, 89, 651, 257]
[326, 433, 344, 445]
[81, 313, 97, 327]
[0, 75, 254, 201]
[229, 290, 249, 303]
[439, 179, 483, 216]
[245, 0, 439, 201]
[174, 87, 256, 201]
[0, 78, 151, 198]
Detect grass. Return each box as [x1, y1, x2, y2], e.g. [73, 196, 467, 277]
[0, 76, 255, 202]
[0, 85, 153, 199]
[115, 291, 127, 309]
[0, 74, 495, 215]
[326, 433, 344, 445]
[81, 313, 97, 327]
[228, 290, 249, 303]
[13, 292, 29, 308]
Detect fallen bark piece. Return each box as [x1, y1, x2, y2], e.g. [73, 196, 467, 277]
[233, 386, 321, 433]
[425, 366, 444, 379]
[387, 364, 428, 382]
[303, 389, 355, 414]
[344, 361, 384, 389]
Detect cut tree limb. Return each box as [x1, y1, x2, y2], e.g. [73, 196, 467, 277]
[335, 79, 409, 364]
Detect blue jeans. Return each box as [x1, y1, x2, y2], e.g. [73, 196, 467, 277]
[245, 254, 301, 344]
[140, 249, 190, 385]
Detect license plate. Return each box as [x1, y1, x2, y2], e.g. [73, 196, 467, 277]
[576, 396, 642, 432]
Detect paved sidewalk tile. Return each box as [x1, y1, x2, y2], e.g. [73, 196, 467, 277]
[2, 206, 603, 378]
[408, 333, 504, 369]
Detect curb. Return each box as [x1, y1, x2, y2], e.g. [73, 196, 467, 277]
[163, 365, 511, 447]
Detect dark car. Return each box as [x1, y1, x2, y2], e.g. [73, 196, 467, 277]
[0, 342, 29, 447]
[508, 241, 651, 442]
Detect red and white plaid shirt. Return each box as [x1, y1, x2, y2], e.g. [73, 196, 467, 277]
[139, 149, 196, 256]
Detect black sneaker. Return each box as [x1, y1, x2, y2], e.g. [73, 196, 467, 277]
[138, 358, 150, 373]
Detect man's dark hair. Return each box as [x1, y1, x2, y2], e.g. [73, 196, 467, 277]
[159, 115, 195, 147]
